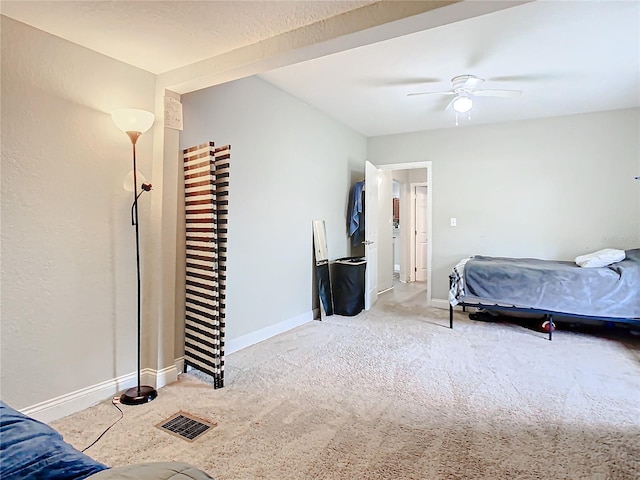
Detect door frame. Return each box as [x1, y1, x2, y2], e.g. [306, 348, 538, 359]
[374, 161, 433, 306]
[364, 160, 379, 310]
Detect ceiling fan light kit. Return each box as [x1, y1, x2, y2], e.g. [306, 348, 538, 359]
[452, 95, 473, 113]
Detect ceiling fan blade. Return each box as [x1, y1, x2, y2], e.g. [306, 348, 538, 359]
[444, 97, 457, 111]
[487, 74, 557, 82]
[365, 77, 442, 87]
[407, 91, 455, 97]
[473, 89, 522, 98]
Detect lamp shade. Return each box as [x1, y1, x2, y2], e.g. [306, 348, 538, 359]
[123, 170, 148, 192]
[111, 108, 155, 134]
[452, 96, 473, 114]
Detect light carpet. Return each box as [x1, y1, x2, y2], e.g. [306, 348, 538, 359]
[52, 283, 640, 479]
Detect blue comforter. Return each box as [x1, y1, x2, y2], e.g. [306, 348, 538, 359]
[0, 401, 108, 480]
[464, 248, 640, 319]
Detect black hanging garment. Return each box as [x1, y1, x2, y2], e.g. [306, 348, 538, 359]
[347, 181, 365, 246]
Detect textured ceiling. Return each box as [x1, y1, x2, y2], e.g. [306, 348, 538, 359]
[2, 1, 638, 135]
[0, 0, 377, 74]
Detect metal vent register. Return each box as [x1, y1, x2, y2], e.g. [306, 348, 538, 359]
[156, 412, 216, 442]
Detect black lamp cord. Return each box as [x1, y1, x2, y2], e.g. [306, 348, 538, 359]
[81, 398, 124, 453]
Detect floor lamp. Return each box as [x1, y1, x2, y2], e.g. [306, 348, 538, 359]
[111, 108, 158, 405]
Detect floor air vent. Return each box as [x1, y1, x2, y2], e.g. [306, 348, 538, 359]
[156, 412, 216, 442]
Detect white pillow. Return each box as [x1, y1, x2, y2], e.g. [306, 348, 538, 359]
[575, 248, 626, 268]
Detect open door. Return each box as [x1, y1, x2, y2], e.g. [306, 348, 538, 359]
[364, 160, 379, 310]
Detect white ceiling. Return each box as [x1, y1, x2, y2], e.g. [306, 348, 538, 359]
[261, 1, 640, 136]
[2, 1, 639, 136]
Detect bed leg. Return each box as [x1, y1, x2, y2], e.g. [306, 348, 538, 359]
[449, 303, 453, 329]
[548, 314, 553, 341]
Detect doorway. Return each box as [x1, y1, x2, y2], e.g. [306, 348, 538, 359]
[366, 161, 433, 307]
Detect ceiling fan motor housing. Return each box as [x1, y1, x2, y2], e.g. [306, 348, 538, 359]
[451, 75, 484, 93]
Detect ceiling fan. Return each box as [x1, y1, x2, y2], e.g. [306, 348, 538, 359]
[408, 75, 522, 114]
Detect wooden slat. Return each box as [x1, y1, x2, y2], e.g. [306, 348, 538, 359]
[182, 141, 229, 390]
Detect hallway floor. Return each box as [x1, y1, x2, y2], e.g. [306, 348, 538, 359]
[377, 280, 430, 311]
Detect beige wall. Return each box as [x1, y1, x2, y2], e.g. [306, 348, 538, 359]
[1, 17, 156, 410]
[179, 76, 367, 343]
[368, 108, 640, 300]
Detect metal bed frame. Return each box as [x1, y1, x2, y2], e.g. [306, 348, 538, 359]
[448, 274, 640, 341]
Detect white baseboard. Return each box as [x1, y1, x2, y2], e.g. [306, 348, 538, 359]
[26, 313, 314, 423]
[225, 311, 313, 355]
[175, 356, 185, 375]
[143, 364, 178, 389]
[22, 364, 179, 423]
[431, 298, 450, 310]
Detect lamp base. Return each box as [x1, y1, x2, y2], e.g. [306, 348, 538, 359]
[120, 385, 158, 405]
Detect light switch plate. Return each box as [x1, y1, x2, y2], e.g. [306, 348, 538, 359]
[450, 218, 457, 227]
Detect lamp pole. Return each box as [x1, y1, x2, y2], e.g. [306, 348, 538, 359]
[120, 130, 157, 405]
[131, 132, 142, 398]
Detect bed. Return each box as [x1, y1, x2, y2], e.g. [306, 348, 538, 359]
[448, 248, 640, 340]
[0, 401, 213, 480]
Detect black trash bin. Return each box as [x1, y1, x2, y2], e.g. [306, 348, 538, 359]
[332, 257, 366, 316]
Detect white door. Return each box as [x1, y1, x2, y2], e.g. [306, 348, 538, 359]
[364, 161, 379, 310]
[415, 185, 428, 281]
